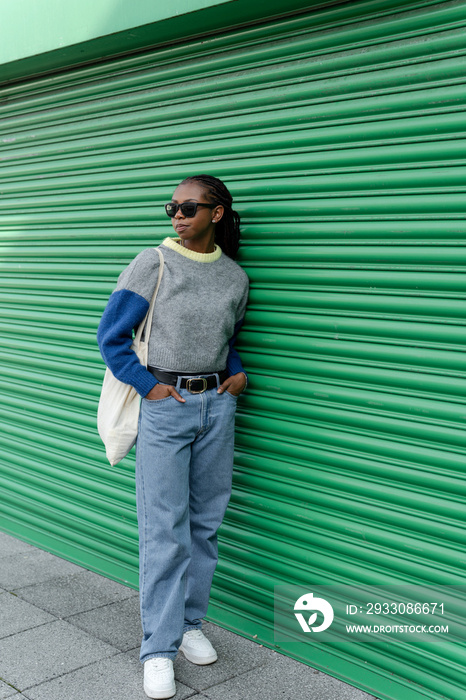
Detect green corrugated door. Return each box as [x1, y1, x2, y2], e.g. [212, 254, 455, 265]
[1, 1, 466, 697]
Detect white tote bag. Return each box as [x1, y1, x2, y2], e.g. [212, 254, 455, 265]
[97, 248, 164, 465]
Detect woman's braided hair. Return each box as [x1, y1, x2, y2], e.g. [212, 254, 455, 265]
[180, 175, 241, 260]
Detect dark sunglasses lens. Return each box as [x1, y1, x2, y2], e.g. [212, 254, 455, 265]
[165, 202, 199, 217]
[180, 203, 198, 217]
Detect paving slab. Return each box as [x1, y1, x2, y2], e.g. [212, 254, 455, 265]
[200, 650, 377, 700]
[0, 619, 118, 692]
[20, 653, 199, 700]
[0, 680, 21, 699]
[1, 680, 34, 699]
[0, 534, 36, 558]
[14, 568, 137, 618]
[0, 550, 82, 590]
[0, 534, 380, 700]
[0, 592, 55, 639]
[138, 620, 277, 692]
[67, 594, 142, 651]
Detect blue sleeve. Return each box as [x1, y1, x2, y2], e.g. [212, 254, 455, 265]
[226, 318, 247, 379]
[97, 289, 158, 397]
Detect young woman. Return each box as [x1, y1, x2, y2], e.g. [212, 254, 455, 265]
[97, 175, 249, 699]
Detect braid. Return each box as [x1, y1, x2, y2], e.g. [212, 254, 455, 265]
[179, 175, 241, 259]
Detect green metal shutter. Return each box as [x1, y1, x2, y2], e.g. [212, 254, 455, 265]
[1, 1, 466, 697]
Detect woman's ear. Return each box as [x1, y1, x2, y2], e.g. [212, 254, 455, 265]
[211, 205, 224, 224]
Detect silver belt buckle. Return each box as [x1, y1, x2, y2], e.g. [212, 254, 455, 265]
[186, 377, 208, 394]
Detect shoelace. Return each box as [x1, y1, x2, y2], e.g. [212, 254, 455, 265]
[184, 629, 204, 639]
[146, 658, 172, 674]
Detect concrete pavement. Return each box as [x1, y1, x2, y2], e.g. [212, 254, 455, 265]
[0, 532, 377, 700]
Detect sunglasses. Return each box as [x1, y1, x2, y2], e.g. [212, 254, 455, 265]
[164, 201, 215, 218]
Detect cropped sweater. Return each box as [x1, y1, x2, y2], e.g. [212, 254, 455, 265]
[97, 237, 249, 397]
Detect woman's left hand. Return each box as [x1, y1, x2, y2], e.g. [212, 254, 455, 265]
[217, 372, 247, 397]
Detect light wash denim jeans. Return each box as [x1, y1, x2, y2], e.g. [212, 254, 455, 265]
[135, 377, 237, 663]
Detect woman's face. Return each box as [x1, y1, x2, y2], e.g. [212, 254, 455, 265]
[169, 182, 223, 246]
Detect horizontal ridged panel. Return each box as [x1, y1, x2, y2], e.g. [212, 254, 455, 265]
[1, 1, 466, 698]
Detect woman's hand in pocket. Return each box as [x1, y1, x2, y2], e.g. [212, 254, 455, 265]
[145, 383, 185, 403]
[217, 372, 247, 397]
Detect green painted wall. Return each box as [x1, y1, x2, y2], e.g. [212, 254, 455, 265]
[2, 1, 466, 697]
[0, 0, 342, 85]
[1, 0, 231, 65]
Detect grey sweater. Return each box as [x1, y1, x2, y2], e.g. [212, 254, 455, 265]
[97, 237, 249, 396]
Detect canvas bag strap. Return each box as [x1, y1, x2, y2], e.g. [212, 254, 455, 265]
[133, 248, 164, 345]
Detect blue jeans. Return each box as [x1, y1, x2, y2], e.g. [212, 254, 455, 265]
[135, 378, 237, 663]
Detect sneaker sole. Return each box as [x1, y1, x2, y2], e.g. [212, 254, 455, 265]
[144, 682, 176, 699]
[179, 644, 217, 665]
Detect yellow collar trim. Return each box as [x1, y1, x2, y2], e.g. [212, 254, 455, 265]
[162, 237, 222, 263]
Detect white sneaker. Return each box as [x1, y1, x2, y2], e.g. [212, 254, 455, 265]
[179, 629, 218, 665]
[144, 657, 176, 699]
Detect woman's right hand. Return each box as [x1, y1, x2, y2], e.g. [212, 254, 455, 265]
[145, 383, 185, 403]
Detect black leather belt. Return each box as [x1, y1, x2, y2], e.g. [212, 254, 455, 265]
[148, 366, 228, 393]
